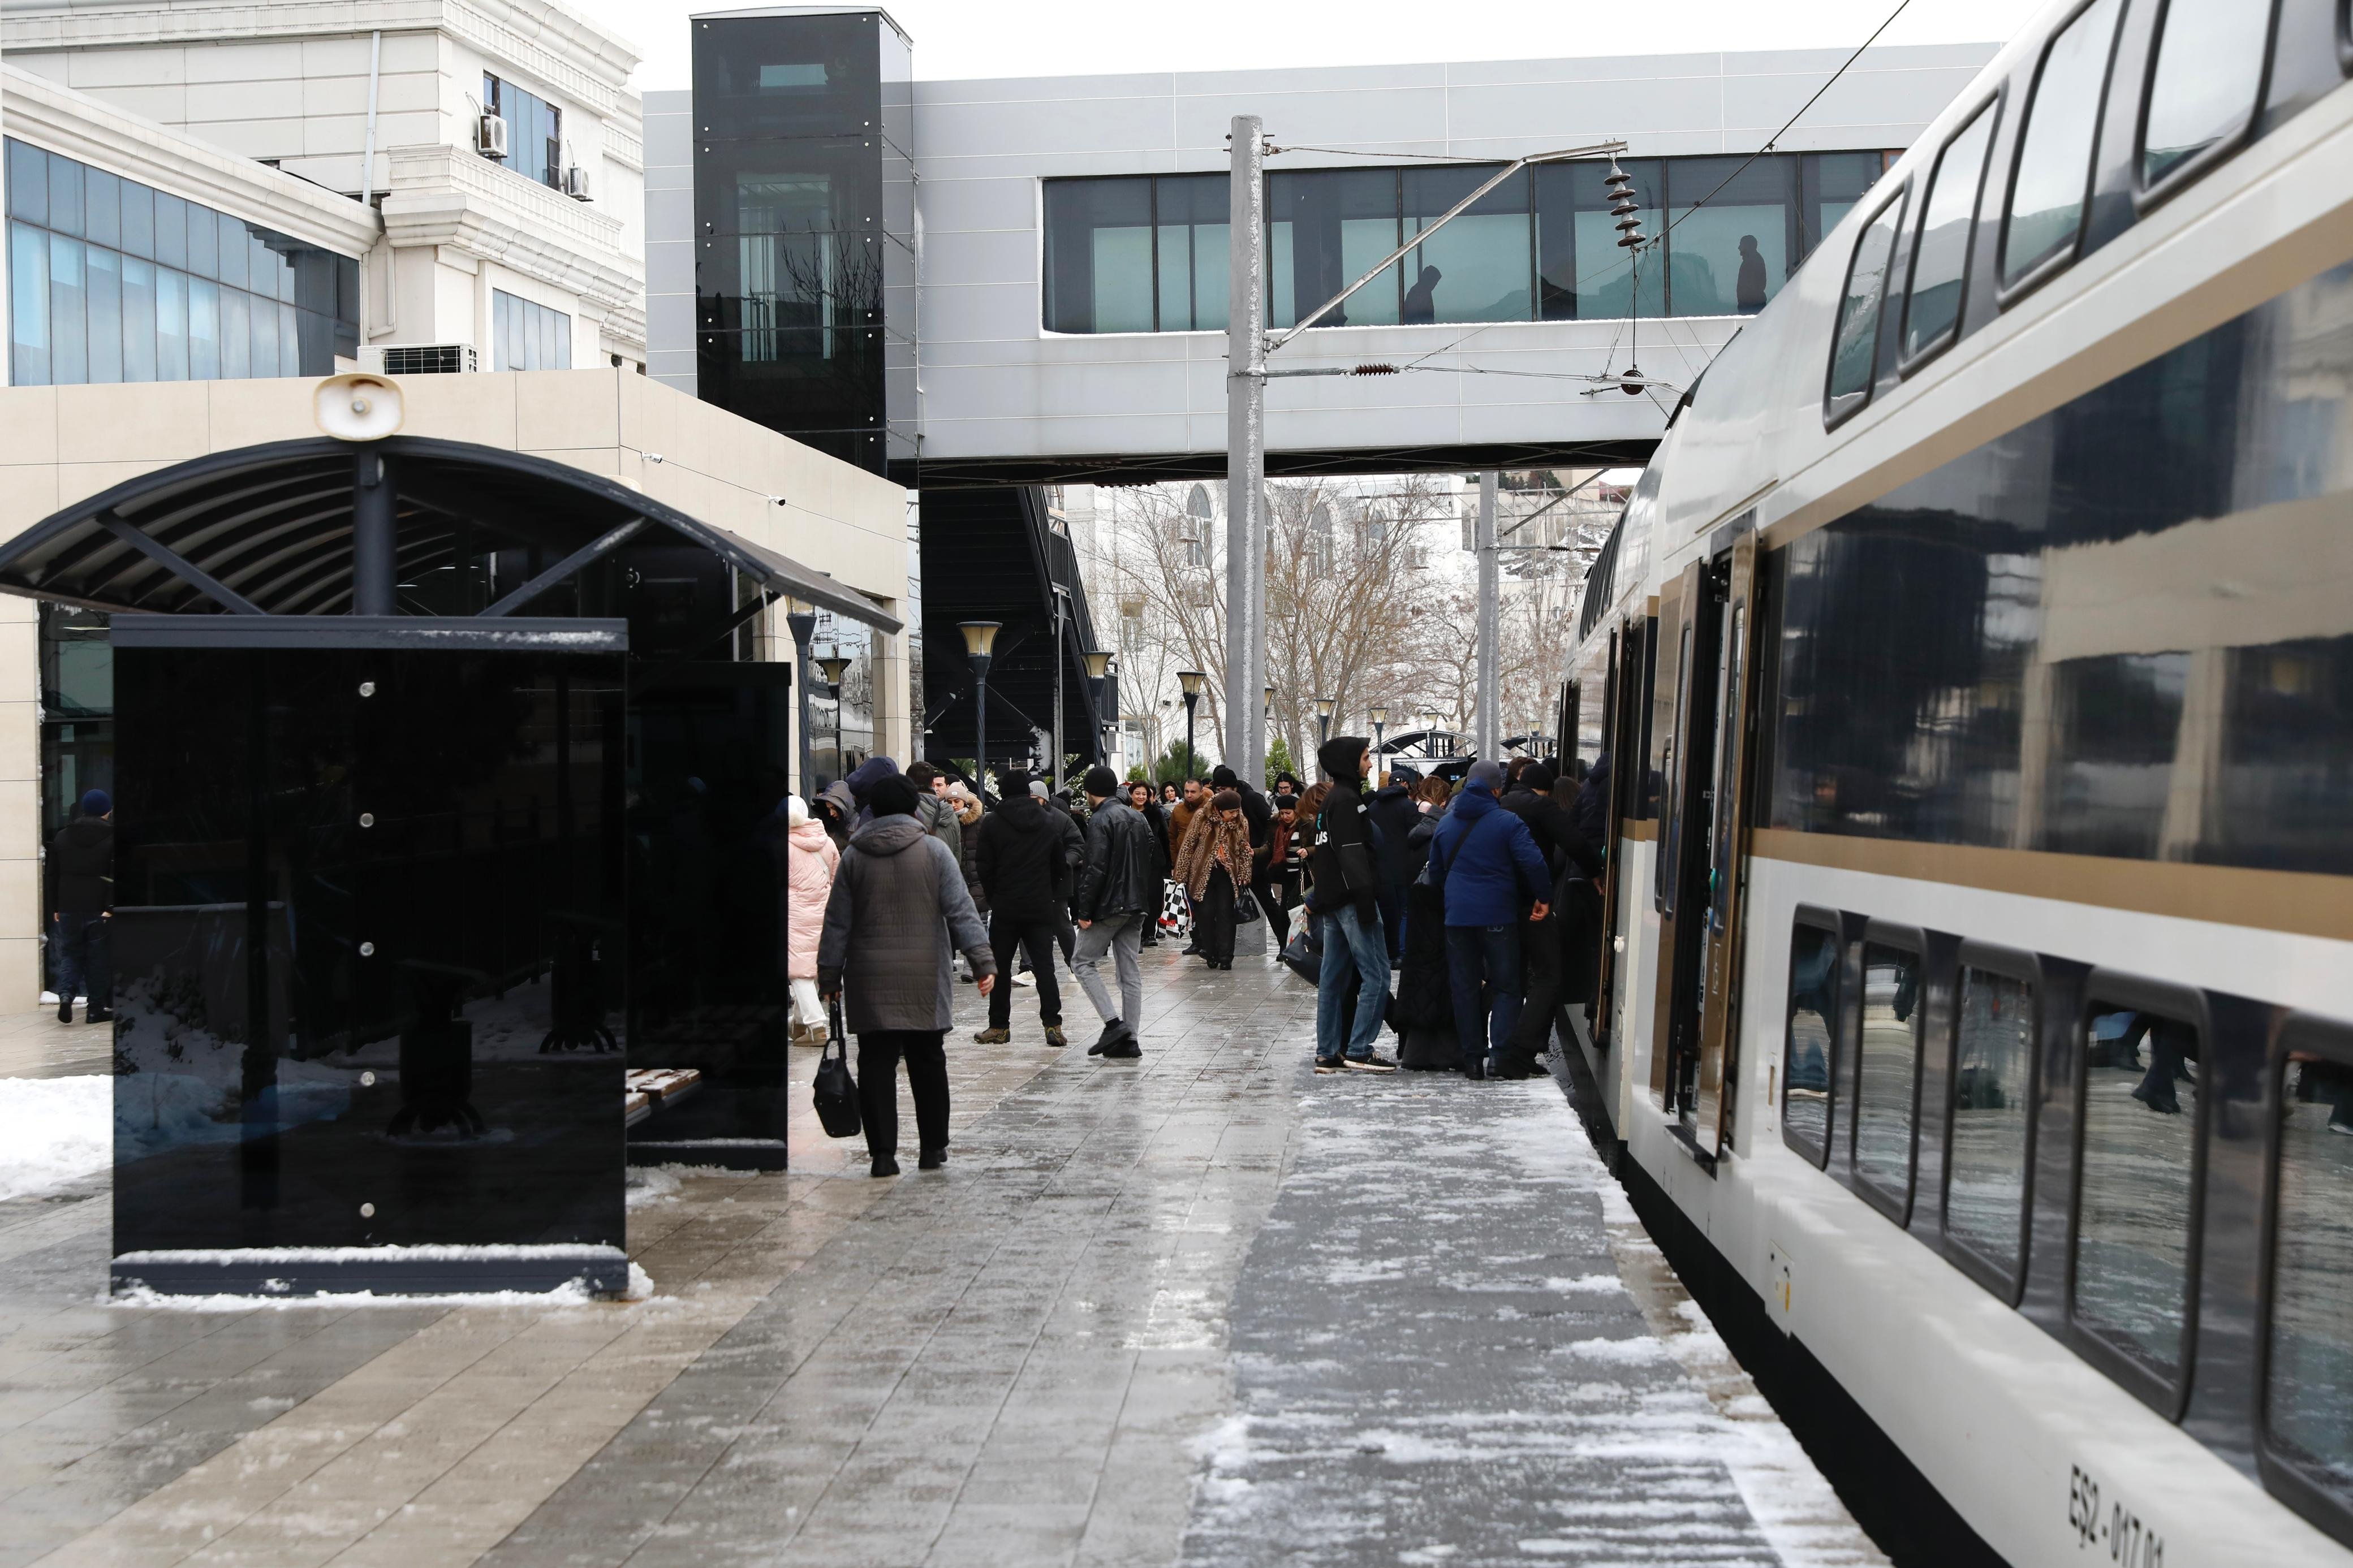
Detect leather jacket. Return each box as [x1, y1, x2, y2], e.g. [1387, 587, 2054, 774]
[1075, 798, 1157, 920]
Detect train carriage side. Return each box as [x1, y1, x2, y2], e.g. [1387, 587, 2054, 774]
[1558, 2, 2353, 1565]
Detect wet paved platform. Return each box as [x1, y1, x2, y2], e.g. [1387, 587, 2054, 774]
[0, 950, 1880, 1567]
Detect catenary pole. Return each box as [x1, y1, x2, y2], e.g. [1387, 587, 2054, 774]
[1476, 471, 1499, 759]
[1223, 115, 1268, 787]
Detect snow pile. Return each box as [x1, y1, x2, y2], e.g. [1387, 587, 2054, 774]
[0, 1075, 111, 1200]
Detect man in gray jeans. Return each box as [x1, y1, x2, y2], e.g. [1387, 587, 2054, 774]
[1071, 766, 1155, 1059]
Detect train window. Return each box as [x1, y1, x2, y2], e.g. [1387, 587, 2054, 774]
[1822, 189, 1905, 423]
[1849, 933, 1924, 1220]
[2070, 977, 2207, 1415]
[2262, 1015, 2353, 1539]
[1945, 951, 2040, 1297]
[1900, 101, 1997, 364]
[2001, 0, 2123, 286]
[1781, 911, 1842, 1169]
[2139, 0, 2278, 193]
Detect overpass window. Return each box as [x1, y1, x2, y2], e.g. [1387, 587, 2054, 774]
[2265, 1018, 2353, 1521]
[1045, 150, 1894, 334]
[2002, 0, 2122, 283]
[2071, 994, 2203, 1397]
[1901, 103, 1995, 362]
[1781, 915, 1841, 1167]
[2140, 0, 2274, 189]
[1824, 189, 1904, 418]
[5, 139, 354, 387]
[1947, 963, 2036, 1284]
[1850, 939, 1923, 1217]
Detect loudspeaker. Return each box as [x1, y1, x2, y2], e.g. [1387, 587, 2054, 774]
[313, 373, 404, 442]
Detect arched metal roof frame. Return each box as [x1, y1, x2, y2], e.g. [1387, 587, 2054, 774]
[0, 435, 900, 633]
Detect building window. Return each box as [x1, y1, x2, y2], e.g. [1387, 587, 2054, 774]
[1042, 150, 1897, 334]
[6, 139, 355, 388]
[492, 290, 572, 371]
[482, 74, 563, 190]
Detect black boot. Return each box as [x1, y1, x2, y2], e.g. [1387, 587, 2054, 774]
[871, 1154, 900, 1177]
[918, 1147, 946, 1170]
[57, 999, 72, 1024]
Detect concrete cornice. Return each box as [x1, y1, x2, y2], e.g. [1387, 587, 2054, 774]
[380, 141, 644, 347]
[0, 0, 644, 121]
[1, 61, 381, 256]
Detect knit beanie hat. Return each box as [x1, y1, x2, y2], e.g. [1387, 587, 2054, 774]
[1083, 765, 1120, 797]
[868, 775, 920, 817]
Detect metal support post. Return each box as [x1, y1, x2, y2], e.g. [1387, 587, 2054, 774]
[1051, 585, 1068, 792]
[1223, 114, 1268, 787]
[786, 610, 817, 794]
[1475, 471, 1499, 759]
[351, 449, 397, 615]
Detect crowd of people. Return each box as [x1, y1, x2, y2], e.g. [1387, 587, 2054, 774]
[794, 738, 1608, 1175]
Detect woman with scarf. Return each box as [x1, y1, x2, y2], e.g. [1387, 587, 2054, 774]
[1174, 788, 1252, 970]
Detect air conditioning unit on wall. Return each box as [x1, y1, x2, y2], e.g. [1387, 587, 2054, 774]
[477, 113, 509, 157]
[374, 344, 479, 375]
[563, 165, 591, 201]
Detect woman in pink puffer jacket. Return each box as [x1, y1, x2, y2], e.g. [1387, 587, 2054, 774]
[785, 794, 841, 1044]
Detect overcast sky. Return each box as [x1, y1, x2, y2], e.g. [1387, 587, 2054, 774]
[567, 0, 2053, 94]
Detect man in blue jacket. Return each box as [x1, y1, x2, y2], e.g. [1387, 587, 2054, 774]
[1428, 759, 1551, 1078]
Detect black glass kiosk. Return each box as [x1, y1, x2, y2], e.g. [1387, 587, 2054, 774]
[0, 424, 898, 1296]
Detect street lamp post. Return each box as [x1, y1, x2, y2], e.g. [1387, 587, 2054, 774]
[1178, 669, 1206, 783]
[816, 652, 854, 788]
[1419, 709, 1442, 758]
[1369, 703, 1387, 781]
[1082, 649, 1113, 770]
[1316, 696, 1335, 748]
[960, 621, 1001, 798]
[786, 606, 817, 796]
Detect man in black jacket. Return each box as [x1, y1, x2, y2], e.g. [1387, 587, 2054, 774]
[1496, 761, 1604, 1077]
[1071, 766, 1153, 1058]
[51, 788, 114, 1023]
[1309, 737, 1396, 1073]
[972, 771, 1072, 1047]
[1364, 763, 1421, 965]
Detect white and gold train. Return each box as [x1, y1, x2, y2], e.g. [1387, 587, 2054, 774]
[1558, 2, 2353, 1563]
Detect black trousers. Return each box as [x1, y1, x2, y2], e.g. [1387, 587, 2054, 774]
[1501, 912, 1563, 1068]
[857, 1030, 949, 1159]
[1196, 870, 1237, 964]
[988, 914, 1063, 1027]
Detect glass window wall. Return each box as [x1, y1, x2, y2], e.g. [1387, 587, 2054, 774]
[482, 74, 564, 190]
[1044, 149, 1894, 334]
[5, 139, 356, 388]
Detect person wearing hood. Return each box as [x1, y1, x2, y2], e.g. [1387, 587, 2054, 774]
[50, 788, 114, 1023]
[815, 779, 857, 850]
[1428, 760, 1552, 1078]
[972, 771, 1075, 1047]
[904, 762, 964, 866]
[818, 775, 996, 1176]
[1031, 778, 1084, 965]
[1071, 766, 1155, 1057]
[1308, 737, 1396, 1073]
[844, 754, 901, 827]
[1495, 759, 1604, 1077]
[946, 780, 986, 910]
[780, 795, 840, 1046]
[1364, 761, 1423, 964]
[1173, 788, 1252, 970]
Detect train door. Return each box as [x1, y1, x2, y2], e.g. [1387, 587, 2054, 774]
[1648, 538, 1761, 1160]
[1589, 618, 1647, 1053]
[1692, 534, 1765, 1157]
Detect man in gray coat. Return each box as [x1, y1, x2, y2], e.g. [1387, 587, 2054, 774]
[820, 774, 996, 1177]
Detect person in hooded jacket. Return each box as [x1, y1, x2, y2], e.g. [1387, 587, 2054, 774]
[972, 771, 1074, 1046]
[818, 775, 996, 1176]
[1308, 737, 1397, 1073]
[904, 761, 963, 866]
[1364, 762, 1421, 964]
[815, 779, 856, 851]
[1428, 759, 1552, 1078]
[51, 788, 114, 1023]
[780, 794, 839, 1046]
[1572, 752, 1611, 846]
[844, 754, 901, 827]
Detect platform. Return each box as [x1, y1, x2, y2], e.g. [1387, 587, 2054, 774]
[0, 950, 1880, 1567]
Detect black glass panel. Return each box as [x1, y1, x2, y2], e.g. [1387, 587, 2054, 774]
[111, 643, 626, 1254]
[1771, 260, 2353, 874]
[626, 663, 794, 1163]
[2074, 1003, 2202, 1380]
[693, 11, 882, 135]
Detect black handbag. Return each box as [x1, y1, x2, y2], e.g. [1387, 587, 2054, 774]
[812, 995, 861, 1139]
[1233, 885, 1262, 925]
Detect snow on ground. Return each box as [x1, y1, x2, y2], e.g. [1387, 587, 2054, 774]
[0, 1075, 111, 1200]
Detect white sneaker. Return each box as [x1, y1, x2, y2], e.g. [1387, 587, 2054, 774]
[1014, 971, 1036, 987]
